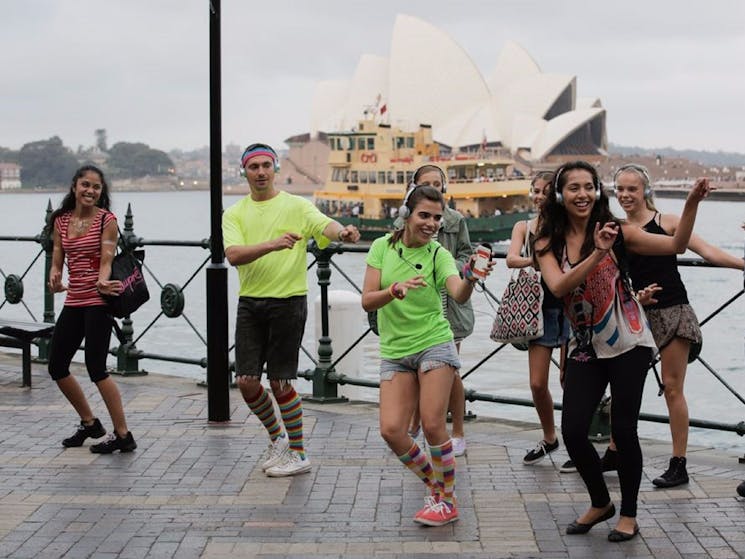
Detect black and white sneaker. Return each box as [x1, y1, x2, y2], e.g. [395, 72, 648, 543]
[90, 431, 137, 454]
[62, 418, 106, 447]
[523, 439, 559, 464]
[559, 459, 577, 473]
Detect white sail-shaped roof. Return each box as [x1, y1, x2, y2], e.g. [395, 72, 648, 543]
[531, 109, 606, 160]
[308, 15, 607, 161]
[388, 14, 491, 132]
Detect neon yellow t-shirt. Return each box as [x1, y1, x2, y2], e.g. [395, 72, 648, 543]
[222, 191, 332, 298]
[366, 234, 459, 359]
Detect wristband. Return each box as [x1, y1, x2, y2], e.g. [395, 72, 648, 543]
[462, 262, 477, 283]
[388, 282, 403, 300]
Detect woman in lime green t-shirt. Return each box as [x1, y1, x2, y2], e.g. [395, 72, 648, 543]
[362, 185, 492, 527]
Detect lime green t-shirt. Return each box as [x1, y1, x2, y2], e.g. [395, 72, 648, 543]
[366, 234, 459, 359]
[222, 191, 332, 298]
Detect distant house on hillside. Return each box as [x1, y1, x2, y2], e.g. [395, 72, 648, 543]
[0, 163, 21, 190]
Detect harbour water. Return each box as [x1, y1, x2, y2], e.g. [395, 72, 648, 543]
[2, 190, 744, 453]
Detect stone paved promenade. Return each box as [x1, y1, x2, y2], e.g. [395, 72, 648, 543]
[1, 354, 744, 559]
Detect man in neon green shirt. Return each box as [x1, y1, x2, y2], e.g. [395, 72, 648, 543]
[223, 143, 360, 477]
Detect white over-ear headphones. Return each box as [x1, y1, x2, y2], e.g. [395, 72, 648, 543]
[554, 163, 601, 206]
[398, 184, 424, 219]
[613, 163, 652, 199]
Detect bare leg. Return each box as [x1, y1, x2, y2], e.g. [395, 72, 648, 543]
[380, 373, 420, 455]
[660, 337, 690, 457]
[449, 375, 466, 438]
[56, 376, 95, 423]
[96, 377, 128, 436]
[419, 367, 455, 446]
[528, 344, 556, 443]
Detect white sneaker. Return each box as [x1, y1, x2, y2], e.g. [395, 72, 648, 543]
[265, 449, 311, 477]
[261, 435, 289, 471]
[451, 437, 467, 457]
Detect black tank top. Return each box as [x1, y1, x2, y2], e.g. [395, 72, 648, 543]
[627, 213, 688, 309]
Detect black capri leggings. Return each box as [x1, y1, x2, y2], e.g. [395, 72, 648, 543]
[561, 345, 652, 518]
[48, 305, 113, 383]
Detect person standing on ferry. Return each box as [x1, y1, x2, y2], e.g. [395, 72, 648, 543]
[394, 164, 475, 457]
[47, 165, 137, 453]
[612, 163, 744, 488]
[506, 172, 570, 468]
[534, 160, 710, 541]
[363, 184, 491, 527]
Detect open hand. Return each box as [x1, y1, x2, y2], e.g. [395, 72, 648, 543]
[96, 279, 122, 296]
[593, 222, 619, 252]
[636, 283, 662, 306]
[687, 177, 713, 203]
[393, 275, 427, 298]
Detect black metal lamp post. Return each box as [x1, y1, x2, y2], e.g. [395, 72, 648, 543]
[206, 0, 230, 421]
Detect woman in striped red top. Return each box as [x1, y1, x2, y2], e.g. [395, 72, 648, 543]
[47, 165, 137, 453]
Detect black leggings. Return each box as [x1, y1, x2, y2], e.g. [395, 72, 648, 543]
[561, 345, 652, 518]
[48, 305, 112, 383]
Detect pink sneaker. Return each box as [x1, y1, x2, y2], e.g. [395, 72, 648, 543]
[414, 499, 458, 526]
[414, 494, 439, 520]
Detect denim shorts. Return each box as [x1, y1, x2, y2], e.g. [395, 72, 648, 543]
[234, 295, 307, 380]
[380, 340, 461, 381]
[531, 307, 569, 348]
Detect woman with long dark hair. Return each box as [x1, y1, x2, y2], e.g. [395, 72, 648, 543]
[47, 165, 136, 453]
[362, 184, 491, 527]
[534, 161, 710, 541]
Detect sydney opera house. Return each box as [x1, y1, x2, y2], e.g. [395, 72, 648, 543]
[287, 14, 607, 178]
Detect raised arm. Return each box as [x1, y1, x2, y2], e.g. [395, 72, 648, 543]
[624, 178, 712, 256]
[321, 221, 361, 244]
[687, 233, 744, 270]
[506, 220, 532, 269]
[535, 222, 616, 298]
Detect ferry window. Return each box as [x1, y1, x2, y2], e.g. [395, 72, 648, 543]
[406, 137, 414, 148]
[346, 137, 354, 150]
[387, 171, 394, 184]
[396, 171, 405, 184]
[396, 137, 405, 149]
[406, 171, 414, 184]
[331, 168, 340, 181]
[351, 171, 358, 182]
[357, 138, 365, 150]
[328, 138, 335, 150]
[360, 172, 368, 184]
[367, 137, 375, 150]
[368, 171, 376, 184]
[378, 171, 386, 184]
[343, 169, 350, 182]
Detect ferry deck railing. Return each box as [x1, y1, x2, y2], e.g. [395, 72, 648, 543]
[1, 202, 744, 446]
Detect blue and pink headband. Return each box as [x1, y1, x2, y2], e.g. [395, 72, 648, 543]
[240, 146, 277, 168]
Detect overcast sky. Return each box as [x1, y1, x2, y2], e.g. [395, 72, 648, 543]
[2, 1, 744, 155]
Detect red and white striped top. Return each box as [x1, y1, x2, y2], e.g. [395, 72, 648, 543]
[55, 209, 116, 307]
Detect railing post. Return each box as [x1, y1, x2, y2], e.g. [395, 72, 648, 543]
[306, 242, 347, 403]
[38, 199, 55, 361]
[112, 203, 145, 376]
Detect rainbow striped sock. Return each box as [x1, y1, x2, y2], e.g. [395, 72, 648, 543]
[398, 441, 437, 493]
[429, 440, 455, 505]
[245, 385, 283, 441]
[276, 387, 305, 459]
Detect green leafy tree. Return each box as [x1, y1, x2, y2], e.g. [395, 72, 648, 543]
[18, 137, 79, 189]
[0, 147, 19, 163]
[108, 142, 174, 178]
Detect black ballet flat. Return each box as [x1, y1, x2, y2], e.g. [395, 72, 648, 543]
[566, 503, 616, 534]
[608, 524, 640, 542]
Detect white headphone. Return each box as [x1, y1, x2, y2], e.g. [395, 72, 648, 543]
[613, 164, 652, 199]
